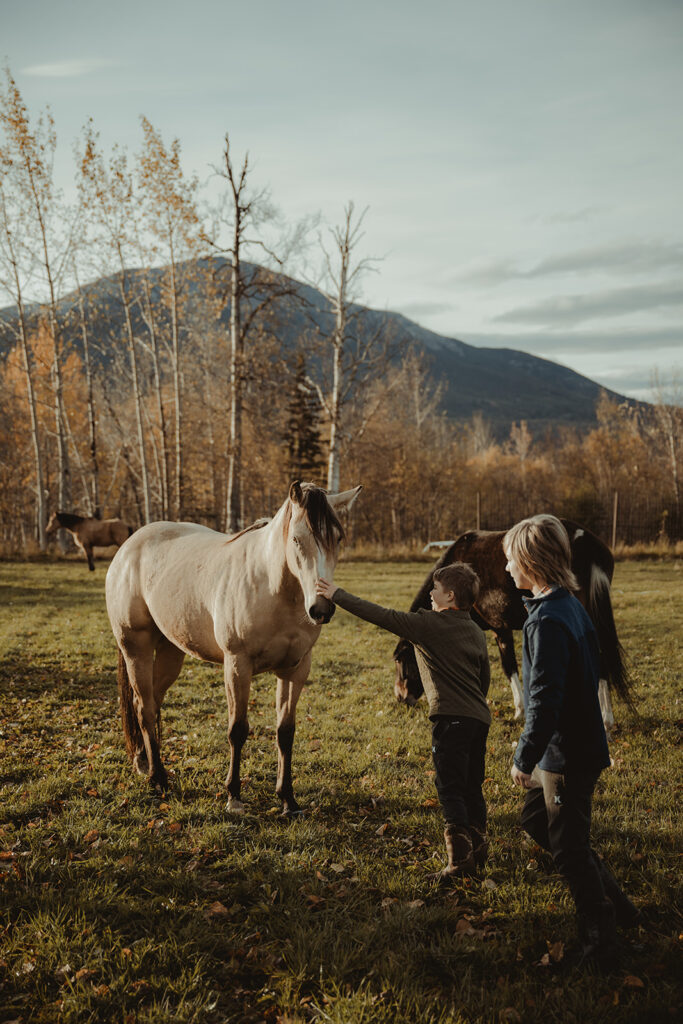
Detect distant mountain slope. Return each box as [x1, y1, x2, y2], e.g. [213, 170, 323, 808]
[0, 257, 635, 434]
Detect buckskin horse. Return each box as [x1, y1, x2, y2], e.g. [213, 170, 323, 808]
[105, 482, 361, 813]
[46, 511, 134, 571]
[393, 521, 631, 732]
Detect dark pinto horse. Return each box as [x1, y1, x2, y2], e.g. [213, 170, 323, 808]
[46, 511, 134, 571]
[393, 521, 630, 732]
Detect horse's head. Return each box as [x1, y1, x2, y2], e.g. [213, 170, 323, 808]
[285, 481, 362, 626]
[45, 512, 60, 536]
[393, 637, 424, 705]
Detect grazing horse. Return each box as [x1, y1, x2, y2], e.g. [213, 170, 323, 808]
[393, 521, 631, 732]
[105, 482, 361, 814]
[46, 511, 134, 571]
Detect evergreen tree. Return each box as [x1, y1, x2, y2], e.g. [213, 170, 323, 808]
[285, 352, 325, 484]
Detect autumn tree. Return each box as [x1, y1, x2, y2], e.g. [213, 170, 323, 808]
[137, 118, 202, 519]
[78, 121, 152, 522]
[0, 67, 72, 533]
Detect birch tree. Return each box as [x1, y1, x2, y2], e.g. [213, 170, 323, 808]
[0, 148, 47, 548]
[78, 122, 152, 522]
[0, 68, 72, 524]
[307, 202, 392, 492]
[137, 118, 201, 520]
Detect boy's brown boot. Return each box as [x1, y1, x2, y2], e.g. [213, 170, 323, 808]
[468, 825, 489, 871]
[438, 824, 475, 881]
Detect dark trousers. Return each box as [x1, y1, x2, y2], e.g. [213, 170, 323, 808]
[431, 715, 489, 828]
[521, 767, 610, 919]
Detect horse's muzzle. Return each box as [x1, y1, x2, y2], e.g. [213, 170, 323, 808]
[309, 597, 336, 625]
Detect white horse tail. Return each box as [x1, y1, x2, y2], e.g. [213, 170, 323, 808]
[587, 564, 633, 707]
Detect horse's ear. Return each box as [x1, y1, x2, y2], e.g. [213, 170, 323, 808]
[289, 481, 303, 505]
[327, 485, 362, 513]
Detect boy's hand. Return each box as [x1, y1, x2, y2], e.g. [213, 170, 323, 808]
[316, 577, 337, 601]
[511, 764, 533, 789]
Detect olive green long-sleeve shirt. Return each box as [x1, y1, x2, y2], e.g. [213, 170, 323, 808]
[332, 588, 491, 725]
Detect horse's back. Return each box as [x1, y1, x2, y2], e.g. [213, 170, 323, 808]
[105, 521, 258, 663]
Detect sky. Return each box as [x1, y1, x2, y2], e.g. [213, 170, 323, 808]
[2, 0, 681, 401]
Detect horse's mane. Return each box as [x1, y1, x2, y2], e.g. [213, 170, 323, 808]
[224, 517, 271, 544]
[292, 484, 345, 553]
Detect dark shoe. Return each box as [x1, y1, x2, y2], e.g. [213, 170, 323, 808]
[437, 825, 475, 882]
[468, 825, 489, 870]
[574, 900, 619, 971]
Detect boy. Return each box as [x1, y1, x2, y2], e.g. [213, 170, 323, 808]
[316, 563, 491, 879]
[503, 513, 637, 967]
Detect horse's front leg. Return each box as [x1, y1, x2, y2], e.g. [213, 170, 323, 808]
[275, 651, 310, 817]
[223, 653, 252, 814]
[495, 629, 524, 720]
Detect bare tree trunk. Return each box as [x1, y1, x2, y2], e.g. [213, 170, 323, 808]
[119, 265, 151, 523]
[227, 230, 243, 531]
[168, 249, 184, 520]
[74, 270, 100, 515]
[139, 270, 170, 519]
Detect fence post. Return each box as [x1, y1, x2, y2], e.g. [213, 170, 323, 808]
[476, 491, 481, 530]
[611, 490, 619, 550]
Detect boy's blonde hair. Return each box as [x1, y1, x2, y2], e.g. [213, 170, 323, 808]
[433, 562, 480, 610]
[503, 514, 579, 592]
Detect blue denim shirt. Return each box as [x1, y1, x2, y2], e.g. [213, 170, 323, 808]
[513, 587, 610, 775]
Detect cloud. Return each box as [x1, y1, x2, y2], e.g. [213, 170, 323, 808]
[457, 241, 683, 287]
[460, 326, 683, 355]
[542, 207, 606, 225]
[493, 281, 683, 327]
[22, 59, 118, 78]
[397, 300, 457, 317]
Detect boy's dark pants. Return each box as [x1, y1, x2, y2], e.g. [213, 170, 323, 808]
[521, 767, 629, 922]
[431, 715, 489, 827]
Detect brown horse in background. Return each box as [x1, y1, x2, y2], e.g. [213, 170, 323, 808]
[46, 511, 134, 571]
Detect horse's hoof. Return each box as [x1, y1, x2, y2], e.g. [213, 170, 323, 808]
[133, 753, 150, 777]
[226, 798, 246, 815]
[513, 709, 524, 721]
[281, 807, 304, 820]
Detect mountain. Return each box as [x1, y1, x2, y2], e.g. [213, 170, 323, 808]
[0, 257, 635, 435]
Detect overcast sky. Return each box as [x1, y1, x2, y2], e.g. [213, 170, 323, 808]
[2, 0, 681, 400]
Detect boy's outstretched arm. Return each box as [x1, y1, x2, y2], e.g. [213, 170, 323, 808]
[316, 577, 428, 644]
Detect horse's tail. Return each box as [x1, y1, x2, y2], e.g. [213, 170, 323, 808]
[117, 649, 143, 760]
[587, 564, 633, 708]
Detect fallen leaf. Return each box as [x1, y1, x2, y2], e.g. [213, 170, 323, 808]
[207, 901, 230, 917]
[484, 878, 498, 890]
[82, 830, 99, 844]
[422, 798, 439, 808]
[329, 863, 345, 873]
[406, 899, 425, 910]
[456, 918, 476, 936]
[75, 967, 97, 981]
[375, 823, 389, 836]
[547, 940, 564, 962]
[381, 897, 398, 909]
[623, 975, 645, 989]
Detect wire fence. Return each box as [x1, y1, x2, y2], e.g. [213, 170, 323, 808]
[459, 491, 681, 547]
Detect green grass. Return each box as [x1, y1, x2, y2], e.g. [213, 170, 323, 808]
[0, 559, 681, 1023]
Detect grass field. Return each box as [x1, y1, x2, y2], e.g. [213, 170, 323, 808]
[0, 558, 681, 1024]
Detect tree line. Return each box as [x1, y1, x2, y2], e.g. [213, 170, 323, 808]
[0, 67, 681, 553]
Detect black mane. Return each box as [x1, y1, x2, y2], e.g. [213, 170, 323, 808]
[299, 484, 345, 553]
